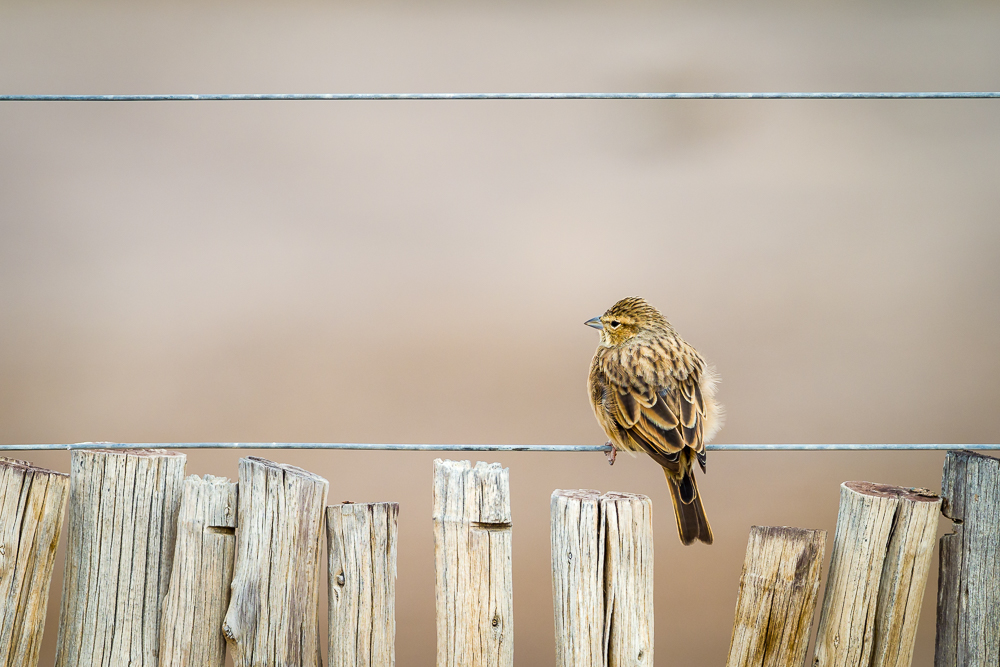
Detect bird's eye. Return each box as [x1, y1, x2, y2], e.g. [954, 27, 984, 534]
[610, 320, 621, 328]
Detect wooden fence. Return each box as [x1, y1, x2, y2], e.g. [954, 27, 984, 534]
[0, 449, 996, 667]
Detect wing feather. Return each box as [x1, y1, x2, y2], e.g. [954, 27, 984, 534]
[613, 388, 642, 427]
[602, 353, 708, 463]
[645, 390, 680, 430]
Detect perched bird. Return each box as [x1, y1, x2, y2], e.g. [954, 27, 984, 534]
[586, 297, 722, 545]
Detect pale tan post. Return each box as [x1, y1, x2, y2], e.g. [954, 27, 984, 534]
[936, 450, 1000, 667]
[327, 502, 399, 667]
[550, 489, 654, 667]
[725, 526, 827, 667]
[551, 490, 603, 667]
[159, 475, 238, 667]
[432, 459, 513, 667]
[0, 457, 69, 667]
[814, 481, 940, 667]
[223, 457, 328, 667]
[55, 449, 186, 667]
[603, 492, 654, 667]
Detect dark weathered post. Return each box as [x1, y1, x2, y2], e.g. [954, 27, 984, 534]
[814, 481, 940, 667]
[725, 526, 826, 667]
[935, 450, 1000, 667]
[0, 457, 69, 667]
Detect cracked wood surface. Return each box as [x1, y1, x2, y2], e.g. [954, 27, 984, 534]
[432, 459, 512, 667]
[935, 450, 1000, 667]
[223, 457, 328, 667]
[814, 481, 940, 667]
[55, 449, 186, 667]
[550, 489, 653, 667]
[159, 475, 238, 667]
[327, 501, 398, 667]
[725, 526, 826, 667]
[0, 457, 69, 667]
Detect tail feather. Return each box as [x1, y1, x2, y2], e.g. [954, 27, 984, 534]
[677, 471, 697, 504]
[665, 469, 713, 545]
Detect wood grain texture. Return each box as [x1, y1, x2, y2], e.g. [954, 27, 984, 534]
[432, 459, 512, 667]
[327, 502, 398, 667]
[0, 457, 69, 667]
[55, 449, 186, 667]
[223, 457, 328, 667]
[551, 490, 604, 667]
[550, 489, 653, 667]
[935, 450, 1000, 667]
[602, 492, 654, 667]
[814, 481, 940, 667]
[725, 526, 826, 667]
[869, 485, 940, 667]
[160, 475, 238, 667]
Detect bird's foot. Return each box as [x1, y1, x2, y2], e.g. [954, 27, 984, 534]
[605, 443, 617, 466]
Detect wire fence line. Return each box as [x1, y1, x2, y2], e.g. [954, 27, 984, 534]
[1, 442, 997, 452]
[2, 92, 1000, 103]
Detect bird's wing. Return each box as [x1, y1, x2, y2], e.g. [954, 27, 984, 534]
[607, 370, 706, 471]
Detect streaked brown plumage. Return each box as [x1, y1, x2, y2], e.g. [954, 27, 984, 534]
[586, 297, 722, 545]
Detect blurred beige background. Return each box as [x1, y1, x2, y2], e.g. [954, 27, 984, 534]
[2, 1, 999, 665]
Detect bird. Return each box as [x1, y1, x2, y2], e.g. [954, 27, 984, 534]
[586, 296, 722, 545]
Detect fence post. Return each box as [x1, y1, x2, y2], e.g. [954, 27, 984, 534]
[935, 450, 1000, 667]
[0, 457, 69, 667]
[725, 526, 826, 667]
[159, 475, 238, 667]
[223, 457, 328, 667]
[550, 489, 653, 667]
[432, 459, 513, 667]
[551, 490, 603, 667]
[814, 481, 940, 667]
[55, 449, 186, 667]
[327, 501, 399, 667]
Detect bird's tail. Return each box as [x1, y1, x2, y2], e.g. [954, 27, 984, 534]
[664, 468, 714, 545]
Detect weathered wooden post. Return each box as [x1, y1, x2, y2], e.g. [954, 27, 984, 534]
[813, 481, 940, 667]
[432, 459, 513, 667]
[327, 501, 399, 667]
[551, 490, 603, 667]
[602, 492, 654, 667]
[55, 448, 186, 667]
[223, 457, 328, 667]
[935, 450, 1000, 667]
[725, 526, 826, 667]
[159, 475, 238, 667]
[0, 457, 69, 667]
[550, 489, 654, 667]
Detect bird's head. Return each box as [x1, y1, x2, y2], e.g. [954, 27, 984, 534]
[585, 296, 670, 347]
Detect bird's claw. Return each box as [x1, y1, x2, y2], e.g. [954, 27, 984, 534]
[605, 443, 617, 466]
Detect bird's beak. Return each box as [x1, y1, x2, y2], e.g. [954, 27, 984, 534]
[584, 316, 604, 330]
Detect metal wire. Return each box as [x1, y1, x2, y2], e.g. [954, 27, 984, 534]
[0, 442, 996, 452]
[2, 92, 1000, 102]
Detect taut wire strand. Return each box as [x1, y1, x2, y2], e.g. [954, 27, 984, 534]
[0, 443, 997, 452]
[1, 92, 1000, 102]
